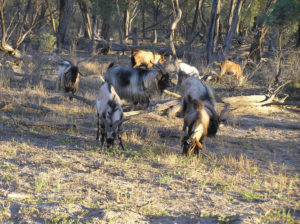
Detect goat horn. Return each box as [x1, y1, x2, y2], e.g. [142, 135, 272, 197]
[151, 61, 167, 75]
[112, 117, 129, 130]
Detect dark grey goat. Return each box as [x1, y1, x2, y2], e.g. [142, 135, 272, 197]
[104, 62, 170, 108]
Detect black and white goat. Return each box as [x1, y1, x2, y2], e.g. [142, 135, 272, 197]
[180, 77, 220, 156]
[96, 82, 125, 149]
[104, 62, 170, 108]
[56, 60, 80, 100]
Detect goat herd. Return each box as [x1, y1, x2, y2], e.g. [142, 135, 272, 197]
[56, 49, 241, 157]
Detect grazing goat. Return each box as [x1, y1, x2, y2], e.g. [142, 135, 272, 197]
[96, 82, 125, 149]
[104, 62, 170, 108]
[131, 49, 166, 69]
[180, 77, 220, 156]
[56, 60, 80, 100]
[214, 60, 244, 80]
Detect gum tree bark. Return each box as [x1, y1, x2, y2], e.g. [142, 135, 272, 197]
[223, 0, 244, 55]
[57, 0, 74, 53]
[78, 0, 92, 40]
[206, 0, 221, 64]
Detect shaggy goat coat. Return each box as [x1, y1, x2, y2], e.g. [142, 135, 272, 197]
[57, 60, 79, 95]
[96, 82, 124, 148]
[181, 77, 219, 137]
[104, 64, 170, 106]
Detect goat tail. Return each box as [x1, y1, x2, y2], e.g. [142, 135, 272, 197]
[213, 61, 222, 67]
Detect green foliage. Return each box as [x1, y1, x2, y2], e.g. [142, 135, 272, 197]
[267, 0, 300, 27]
[38, 33, 56, 53]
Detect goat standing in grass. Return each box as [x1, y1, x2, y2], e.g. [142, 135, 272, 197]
[56, 60, 80, 100]
[214, 60, 244, 80]
[180, 77, 220, 156]
[96, 82, 125, 149]
[104, 62, 170, 108]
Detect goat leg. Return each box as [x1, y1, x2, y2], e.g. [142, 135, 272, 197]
[188, 139, 197, 156]
[118, 135, 125, 150]
[96, 117, 101, 141]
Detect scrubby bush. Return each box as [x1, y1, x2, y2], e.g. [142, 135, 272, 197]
[38, 33, 56, 53]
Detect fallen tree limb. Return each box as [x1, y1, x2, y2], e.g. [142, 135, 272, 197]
[163, 89, 181, 99]
[17, 120, 77, 131]
[157, 129, 182, 138]
[49, 92, 95, 106]
[222, 80, 293, 107]
[21, 103, 60, 115]
[0, 101, 12, 111]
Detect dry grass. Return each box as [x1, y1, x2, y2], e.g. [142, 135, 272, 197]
[0, 52, 299, 223]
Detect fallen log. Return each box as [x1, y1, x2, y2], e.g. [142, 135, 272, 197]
[157, 129, 182, 138]
[50, 92, 95, 106]
[163, 89, 181, 99]
[21, 103, 57, 113]
[222, 80, 292, 107]
[17, 120, 77, 131]
[0, 101, 13, 111]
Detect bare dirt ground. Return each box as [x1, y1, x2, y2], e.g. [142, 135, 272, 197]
[0, 53, 299, 224]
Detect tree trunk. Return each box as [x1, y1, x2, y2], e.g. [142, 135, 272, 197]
[57, 0, 74, 53]
[142, 5, 146, 40]
[101, 21, 110, 41]
[227, 0, 237, 29]
[123, 7, 129, 41]
[297, 21, 300, 47]
[170, 0, 182, 59]
[206, 0, 221, 64]
[213, 1, 221, 53]
[152, 3, 159, 44]
[248, 0, 276, 62]
[115, 0, 123, 44]
[78, 0, 92, 40]
[199, 0, 207, 35]
[235, 0, 244, 34]
[223, 0, 244, 55]
[191, 0, 202, 35]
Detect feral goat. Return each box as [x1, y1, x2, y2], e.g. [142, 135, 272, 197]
[131, 49, 166, 69]
[214, 60, 244, 80]
[104, 62, 170, 108]
[56, 60, 80, 100]
[164, 59, 203, 89]
[180, 77, 220, 156]
[96, 82, 125, 149]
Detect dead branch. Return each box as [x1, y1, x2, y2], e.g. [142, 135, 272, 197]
[6, 113, 27, 131]
[17, 120, 77, 131]
[157, 129, 181, 138]
[21, 103, 60, 115]
[61, 93, 95, 106]
[0, 101, 12, 111]
[163, 90, 181, 99]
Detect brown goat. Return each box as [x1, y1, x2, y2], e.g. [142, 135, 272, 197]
[182, 96, 210, 156]
[214, 60, 244, 80]
[131, 49, 165, 69]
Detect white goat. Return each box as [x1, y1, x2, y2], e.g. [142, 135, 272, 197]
[96, 82, 125, 149]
